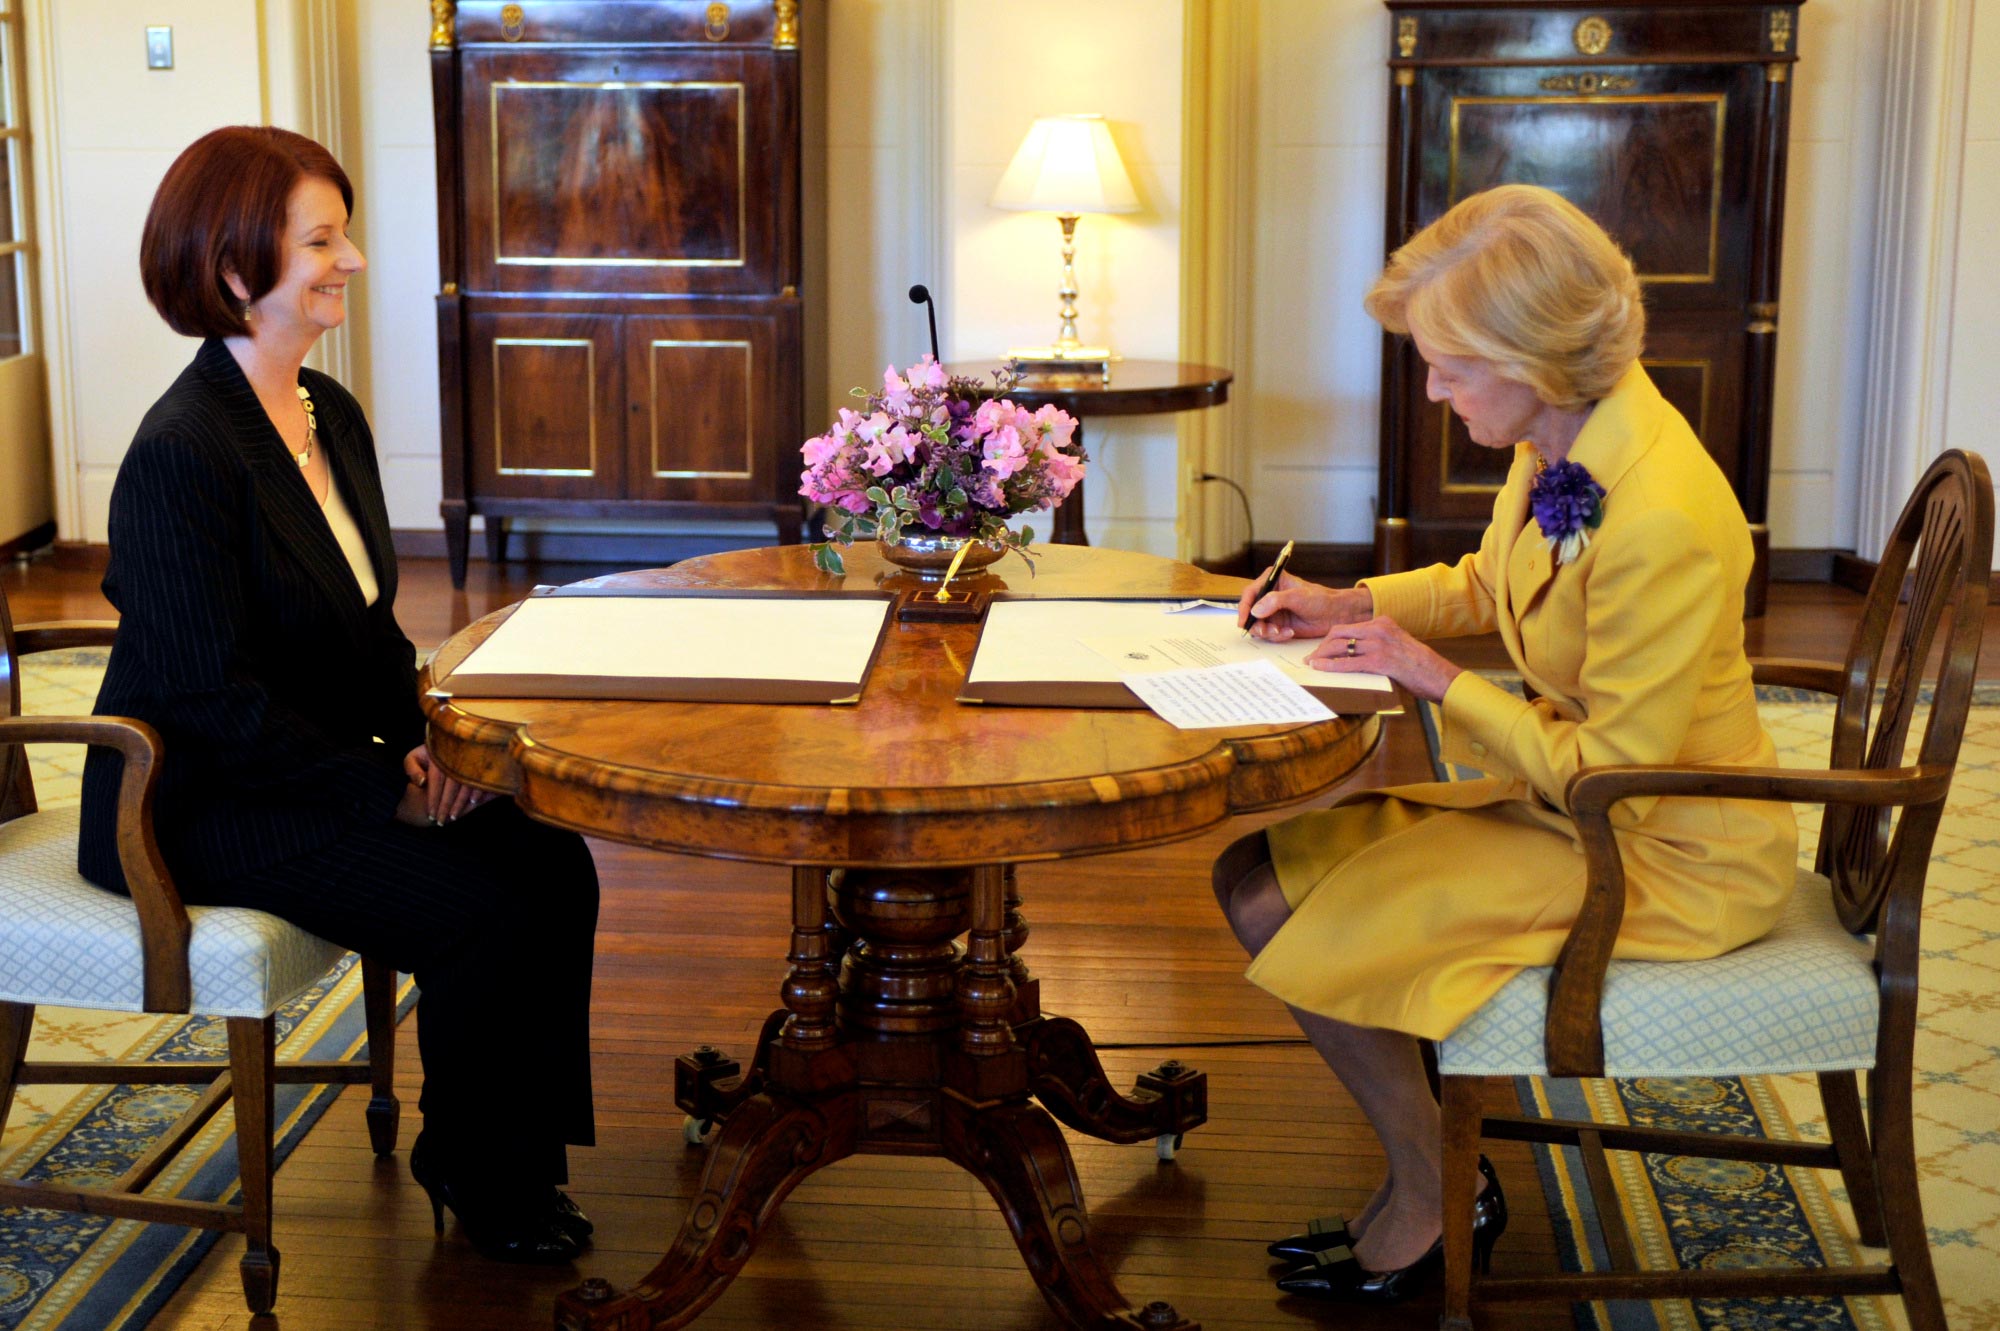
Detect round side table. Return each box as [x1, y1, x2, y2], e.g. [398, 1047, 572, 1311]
[946, 359, 1233, 546]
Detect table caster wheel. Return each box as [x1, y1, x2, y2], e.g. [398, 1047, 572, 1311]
[1156, 1132, 1184, 1163]
[684, 1115, 715, 1146]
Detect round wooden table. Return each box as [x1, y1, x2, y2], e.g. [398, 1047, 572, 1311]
[422, 544, 1379, 1331]
[944, 360, 1233, 547]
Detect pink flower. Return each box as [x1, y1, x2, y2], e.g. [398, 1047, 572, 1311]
[907, 356, 948, 390]
[983, 425, 1028, 479]
[801, 433, 840, 468]
[1033, 404, 1077, 450]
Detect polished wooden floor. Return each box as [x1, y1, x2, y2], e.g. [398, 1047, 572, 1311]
[3, 554, 1964, 1331]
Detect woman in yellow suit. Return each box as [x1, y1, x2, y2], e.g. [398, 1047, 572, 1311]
[1219, 184, 1797, 1301]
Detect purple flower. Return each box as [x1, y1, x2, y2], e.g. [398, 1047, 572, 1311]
[1528, 459, 1605, 566]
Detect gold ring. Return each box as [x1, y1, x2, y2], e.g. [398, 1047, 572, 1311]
[1346, 638, 1359, 657]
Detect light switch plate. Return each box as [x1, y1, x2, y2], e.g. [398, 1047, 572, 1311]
[145, 26, 173, 70]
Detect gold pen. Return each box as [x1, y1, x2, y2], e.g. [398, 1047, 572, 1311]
[1242, 539, 1296, 636]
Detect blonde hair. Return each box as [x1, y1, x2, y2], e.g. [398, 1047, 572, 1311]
[1363, 184, 1644, 408]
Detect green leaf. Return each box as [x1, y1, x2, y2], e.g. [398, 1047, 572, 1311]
[812, 543, 846, 575]
[866, 485, 891, 506]
[1017, 525, 1034, 547]
[947, 487, 967, 507]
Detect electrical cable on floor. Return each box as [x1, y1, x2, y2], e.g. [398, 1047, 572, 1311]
[1195, 472, 1254, 556]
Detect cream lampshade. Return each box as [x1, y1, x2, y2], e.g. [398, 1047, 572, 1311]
[990, 114, 1140, 364]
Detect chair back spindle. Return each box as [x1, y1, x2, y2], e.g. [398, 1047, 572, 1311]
[1822, 451, 1993, 935]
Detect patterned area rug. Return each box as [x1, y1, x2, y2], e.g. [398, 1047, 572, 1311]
[1, 650, 412, 1331]
[1527, 689, 2000, 1331]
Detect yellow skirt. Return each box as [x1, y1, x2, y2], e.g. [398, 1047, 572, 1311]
[1245, 788, 1793, 1041]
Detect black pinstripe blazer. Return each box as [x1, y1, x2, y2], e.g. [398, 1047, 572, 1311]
[79, 338, 426, 893]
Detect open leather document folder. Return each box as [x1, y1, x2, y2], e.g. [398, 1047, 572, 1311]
[959, 598, 1399, 714]
[430, 590, 895, 703]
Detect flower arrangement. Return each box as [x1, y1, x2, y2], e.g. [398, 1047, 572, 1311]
[799, 357, 1086, 575]
[1528, 458, 1606, 566]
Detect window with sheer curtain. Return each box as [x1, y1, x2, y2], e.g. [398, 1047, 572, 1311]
[0, 0, 30, 362]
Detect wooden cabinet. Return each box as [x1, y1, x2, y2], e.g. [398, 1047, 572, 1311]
[1373, 1, 1799, 614]
[430, 0, 805, 586]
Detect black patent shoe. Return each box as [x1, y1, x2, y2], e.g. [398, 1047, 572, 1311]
[409, 1133, 581, 1265]
[1277, 1238, 1443, 1301]
[1276, 1158, 1507, 1302]
[550, 1189, 594, 1244]
[1266, 1212, 1354, 1262]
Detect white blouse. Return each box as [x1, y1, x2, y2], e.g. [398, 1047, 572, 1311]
[320, 477, 381, 607]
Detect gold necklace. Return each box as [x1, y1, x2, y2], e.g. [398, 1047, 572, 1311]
[293, 383, 317, 469]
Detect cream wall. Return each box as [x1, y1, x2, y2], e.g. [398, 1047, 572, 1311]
[946, 0, 1186, 554]
[27, 0, 264, 543]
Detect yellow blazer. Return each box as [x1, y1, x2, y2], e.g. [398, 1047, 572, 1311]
[1248, 364, 1797, 1038]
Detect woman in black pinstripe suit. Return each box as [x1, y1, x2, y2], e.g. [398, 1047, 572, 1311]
[78, 127, 599, 1264]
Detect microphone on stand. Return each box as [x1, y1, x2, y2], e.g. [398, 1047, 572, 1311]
[908, 284, 941, 364]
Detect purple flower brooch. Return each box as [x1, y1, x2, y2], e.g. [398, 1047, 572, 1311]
[1528, 459, 1606, 566]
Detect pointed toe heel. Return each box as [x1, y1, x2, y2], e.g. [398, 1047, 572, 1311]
[1266, 1213, 1354, 1262]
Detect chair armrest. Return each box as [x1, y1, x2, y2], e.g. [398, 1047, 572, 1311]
[0, 714, 191, 1013]
[1750, 657, 1847, 697]
[1539, 761, 1952, 1076]
[15, 620, 119, 654]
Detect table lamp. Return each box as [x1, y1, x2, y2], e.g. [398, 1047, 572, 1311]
[990, 114, 1140, 369]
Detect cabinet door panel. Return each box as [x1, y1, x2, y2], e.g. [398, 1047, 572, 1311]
[1418, 63, 1759, 310]
[624, 313, 785, 505]
[462, 47, 789, 296]
[468, 313, 625, 500]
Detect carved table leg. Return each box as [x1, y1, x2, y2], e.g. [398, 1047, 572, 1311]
[1022, 1017, 1208, 1146]
[940, 1095, 1197, 1331]
[1003, 864, 1042, 1023]
[553, 1090, 859, 1331]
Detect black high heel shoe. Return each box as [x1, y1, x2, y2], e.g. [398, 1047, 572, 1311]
[409, 1133, 581, 1265]
[1266, 1212, 1354, 1262]
[1276, 1156, 1508, 1301]
[550, 1188, 594, 1245]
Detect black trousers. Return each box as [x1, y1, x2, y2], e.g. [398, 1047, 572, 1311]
[193, 798, 599, 1186]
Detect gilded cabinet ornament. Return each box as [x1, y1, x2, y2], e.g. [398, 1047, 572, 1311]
[429, 0, 455, 50]
[1769, 10, 1792, 53]
[774, 0, 798, 50]
[704, 2, 730, 41]
[1541, 72, 1635, 93]
[1573, 16, 1613, 55]
[1397, 16, 1418, 58]
[500, 3, 526, 42]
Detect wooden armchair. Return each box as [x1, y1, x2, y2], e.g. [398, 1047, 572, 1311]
[1433, 449, 1993, 1331]
[0, 594, 402, 1313]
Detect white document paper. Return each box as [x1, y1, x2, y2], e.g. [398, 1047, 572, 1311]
[967, 600, 1391, 693]
[1124, 660, 1336, 729]
[1078, 604, 1393, 694]
[438, 595, 888, 691]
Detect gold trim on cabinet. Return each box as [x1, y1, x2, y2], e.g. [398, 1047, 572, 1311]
[490, 81, 748, 268]
[1540, 72, 1635, 93]
[1397, 16, 1418, 58]
[648, 339, 755, 479]
[1396, 68, 1416, 87]
[1573, 16, 1612, 55]
[493, 337, 598, 477]
[442, 281, 459, 296]
[430, 0, 455, 50]
[1767, 63, 1789, 82]
[1447, 93, 1726, 285]
[500, 3, 525, 41]
[705, 2, 730, 41]
[1439, 358, 1713, 492]
[1769, 10, 1792, 54]
[1748, 319, 1777, 334]
[774, 0, 798, 49]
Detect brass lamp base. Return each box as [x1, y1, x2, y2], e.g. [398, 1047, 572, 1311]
[1007, 349, 1112, 380]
